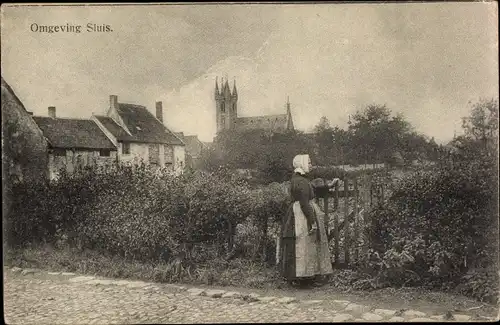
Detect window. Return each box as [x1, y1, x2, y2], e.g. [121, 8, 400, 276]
[221, 116, 225, 125]
[122, 142, 130, 155]
[76, 155, 83, 168]
[221, 102, 225, 113]
[148, 143, 160, 165]
[100, 149, 111, 157]
[53, 149, 66, 156]
[164, 145, 174, 164]
[232, 103, 236, 112]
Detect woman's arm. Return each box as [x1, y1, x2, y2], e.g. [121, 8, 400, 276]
[299, 197, 315, 231]
[327, 178, 341, 188]
[298, 179, 316, 230]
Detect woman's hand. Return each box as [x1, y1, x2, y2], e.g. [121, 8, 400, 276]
[308, 223, 318, 235]
[327, 178, 340, 188]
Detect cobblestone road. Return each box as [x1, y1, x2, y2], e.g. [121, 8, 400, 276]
[4, 267, 498, 324]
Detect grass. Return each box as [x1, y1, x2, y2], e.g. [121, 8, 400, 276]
[3, 244, 283, 288]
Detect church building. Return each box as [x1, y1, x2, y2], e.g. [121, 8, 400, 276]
[214, 78, 294, 134]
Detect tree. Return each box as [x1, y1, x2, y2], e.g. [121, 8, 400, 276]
[346, 104, 435, 167]
[348, 105, 400, 164]
[313, 116, 332, 133]
[203, 129, 314, 184]
[461, 98, 499, 155]
[331, 126, 352, 166]
[448, 98, 499, 166]
[313, 116, 335, 166]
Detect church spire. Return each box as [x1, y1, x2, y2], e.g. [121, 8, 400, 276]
[214, 77, 219, 96]
[223, 76, 231, 98]
[232, 79, 238, 99]
[285, 96, 294, 130]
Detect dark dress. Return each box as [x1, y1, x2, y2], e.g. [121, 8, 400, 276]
[279, 173, 333, 281]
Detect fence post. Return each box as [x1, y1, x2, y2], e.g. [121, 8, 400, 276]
[261, 215, 268, 262]
[353, 177, 359, 263]
[334, 181, 339, 211]
[227, 220, 234, 251]
[344, 177, 350, 266]
[380, 183, 384, 205]
[369, 182, 373, 208]
[366, 176, 373, 254]
[361, 175, 369, 258]
[333, 182, 340, 267]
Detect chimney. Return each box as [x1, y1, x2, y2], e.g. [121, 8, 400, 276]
[156, 101, 163, 122]
[109, 95, 118, 113]
[48, 106, 56, 118]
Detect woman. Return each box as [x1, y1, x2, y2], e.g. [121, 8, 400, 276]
[279, 154, 334, 286]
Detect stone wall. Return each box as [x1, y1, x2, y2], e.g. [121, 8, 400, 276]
[48, 149, 118, 180]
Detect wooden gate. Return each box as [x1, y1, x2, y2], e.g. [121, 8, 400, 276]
[314, 175, 387, 268]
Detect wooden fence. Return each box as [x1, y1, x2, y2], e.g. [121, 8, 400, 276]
[313, 175, 387, 268]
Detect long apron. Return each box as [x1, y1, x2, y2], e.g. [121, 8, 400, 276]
[279, 200, 333, 279]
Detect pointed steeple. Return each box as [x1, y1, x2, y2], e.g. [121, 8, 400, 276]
[232, 79, 238, 99]
[285, 96, 294, 130]
[214, 77, 219, 96]
[223, 77, 231, 98]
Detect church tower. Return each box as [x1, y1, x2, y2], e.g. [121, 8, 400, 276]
[215, 77, 238, 133]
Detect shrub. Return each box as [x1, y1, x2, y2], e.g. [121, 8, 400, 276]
[5, 163, 291, 268]
[5, 179, 53, 247]
[71, 167, 253, 262]
[364, 158, 498, 300]
[457, 266, 499, 304]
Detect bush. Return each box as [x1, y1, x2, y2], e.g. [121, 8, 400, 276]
[364, 157, 498, 301]
[5, 163, 291, 268]
[457, 266, 499, 304]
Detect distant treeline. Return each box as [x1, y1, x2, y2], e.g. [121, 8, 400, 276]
[199, 104, 445, 182]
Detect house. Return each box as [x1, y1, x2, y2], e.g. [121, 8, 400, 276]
[214, 78, 294, 134]
[1, 77, 50, 183]
[92, 95, 185, 174]
[202, 141, 213, 149]
[174, 132, 206, 169]
[32, 107, 118, 180]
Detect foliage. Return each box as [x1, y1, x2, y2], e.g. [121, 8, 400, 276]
[201, 129, 314, 184]
[461, 98, 499, 145]
[5, 245, 281, 288]
[362, 99, 499, 303]
[306, 106, 440, 168]
[457, 266, 499, 304]
[365, 162, 496, 283]
[4, 178, 55, 247]
[347, 105, 438, 166]
[5, 162, 292, 268]
[200, 103, 440, 181]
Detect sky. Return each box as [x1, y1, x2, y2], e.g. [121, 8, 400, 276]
[1, 3, 498, 143]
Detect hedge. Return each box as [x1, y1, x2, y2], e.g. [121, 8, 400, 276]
[363, 156, 498, 303]
[5, 165, 289, 265]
